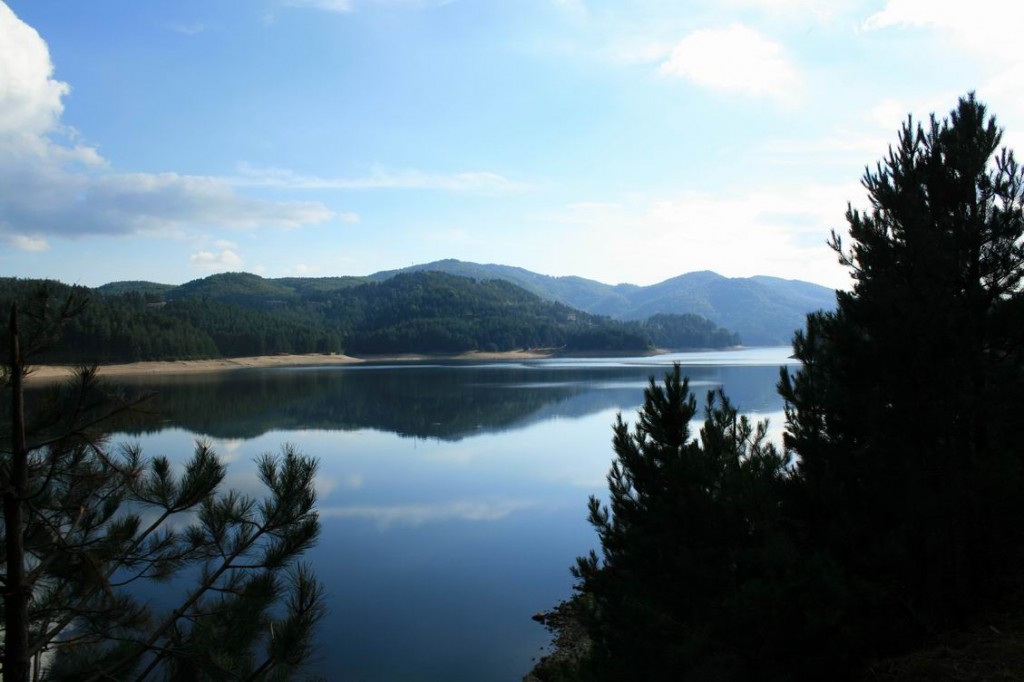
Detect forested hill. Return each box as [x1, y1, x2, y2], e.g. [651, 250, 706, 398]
[0, 272, 738, 364]
[374, 259, 836, 345]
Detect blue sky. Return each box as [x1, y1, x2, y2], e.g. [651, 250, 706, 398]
[2, 0, 1021, 289]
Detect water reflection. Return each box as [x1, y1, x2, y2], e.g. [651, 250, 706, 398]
[103, 348, 794, 442]
[30, 348, 794, 681]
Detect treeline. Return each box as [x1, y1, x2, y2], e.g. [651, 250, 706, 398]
[0, 280, 339, 363]
[335, 273, 598, 353]
[533, 96, 1024, 680]
[0, 272, 740, 363]
[642, 312, 740, 349]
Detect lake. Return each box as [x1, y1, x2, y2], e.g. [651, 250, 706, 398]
[98, 346, 796, 681]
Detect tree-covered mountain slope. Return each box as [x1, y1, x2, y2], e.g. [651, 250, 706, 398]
[90, 259, 833, 346]
[10, 255, 822, 363]
[318, 271, 652, 354]
[2, 272, 670, 363]
[371, 259, 638, 313]
[373, 260, 836, 345]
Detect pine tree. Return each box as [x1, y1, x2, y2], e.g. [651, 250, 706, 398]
[779, 93, 1024, 653]
[1, 293, 325, 681]
[569, 364, 790, 681]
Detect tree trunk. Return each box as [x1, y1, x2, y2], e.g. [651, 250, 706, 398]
[4, 304, 30, 682]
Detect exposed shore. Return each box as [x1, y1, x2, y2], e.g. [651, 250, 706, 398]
[21, 349, 570, 383]
[21, 347, 683, 383]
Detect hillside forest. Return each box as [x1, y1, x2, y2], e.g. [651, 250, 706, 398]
[0, 271, 743, 363]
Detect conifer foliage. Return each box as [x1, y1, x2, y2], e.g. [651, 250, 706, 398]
[570, 365, 789, 681]
[780, 93, 1024, 649]
[535, 94, 1024, 680]
[1, 295, 325, 681]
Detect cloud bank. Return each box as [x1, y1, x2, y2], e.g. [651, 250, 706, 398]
[0, 3, 332, 251]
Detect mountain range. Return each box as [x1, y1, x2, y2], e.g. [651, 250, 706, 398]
[369, 260, 837, 345]
[3, 260, 836, 364]
[95, 259, 835, 346]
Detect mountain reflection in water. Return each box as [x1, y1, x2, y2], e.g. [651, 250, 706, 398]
[26, 348, 795, 681]
[103, 350, 793, 441]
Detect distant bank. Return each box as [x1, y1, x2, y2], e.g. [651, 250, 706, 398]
[22, 347, 680, 383]
[19, 348, 647, 378]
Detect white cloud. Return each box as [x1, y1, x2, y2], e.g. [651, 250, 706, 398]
[339, 212, 360, 223]
[659, 24, 800, 101]
[863, 1, 1024, 151]
[0, 4, 332, 244]
[210, 438, 246, 463]
[537, 183, 855, 289]
[8, 234, 49, 252]
[231, 163, 527, 192]
[320, 497, 539, 528]
[0, 3, 68, 136]
[863, 1, 1024, 61]
[189, 249, 243, 271]
[0, 162, 333, 238]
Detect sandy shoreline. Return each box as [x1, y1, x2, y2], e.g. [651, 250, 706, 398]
[22, 350, 562, 382]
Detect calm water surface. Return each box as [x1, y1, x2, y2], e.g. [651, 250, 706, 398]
[101, 347, 796, 681]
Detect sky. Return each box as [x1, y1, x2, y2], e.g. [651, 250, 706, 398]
[2, 0, 1023, 290]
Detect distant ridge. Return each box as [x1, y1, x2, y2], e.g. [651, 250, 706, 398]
[369, 259, 634, 312]
[95, 260, 835, 346]
[96, 280, 176, 297]
[372, 260, 836, 345]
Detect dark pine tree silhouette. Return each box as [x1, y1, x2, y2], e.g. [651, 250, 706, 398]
[779, 93, 1024, 656]
[570, 365, 790, 681]
[533, 93, 1024, 682]
[1, 293, 326, 682]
